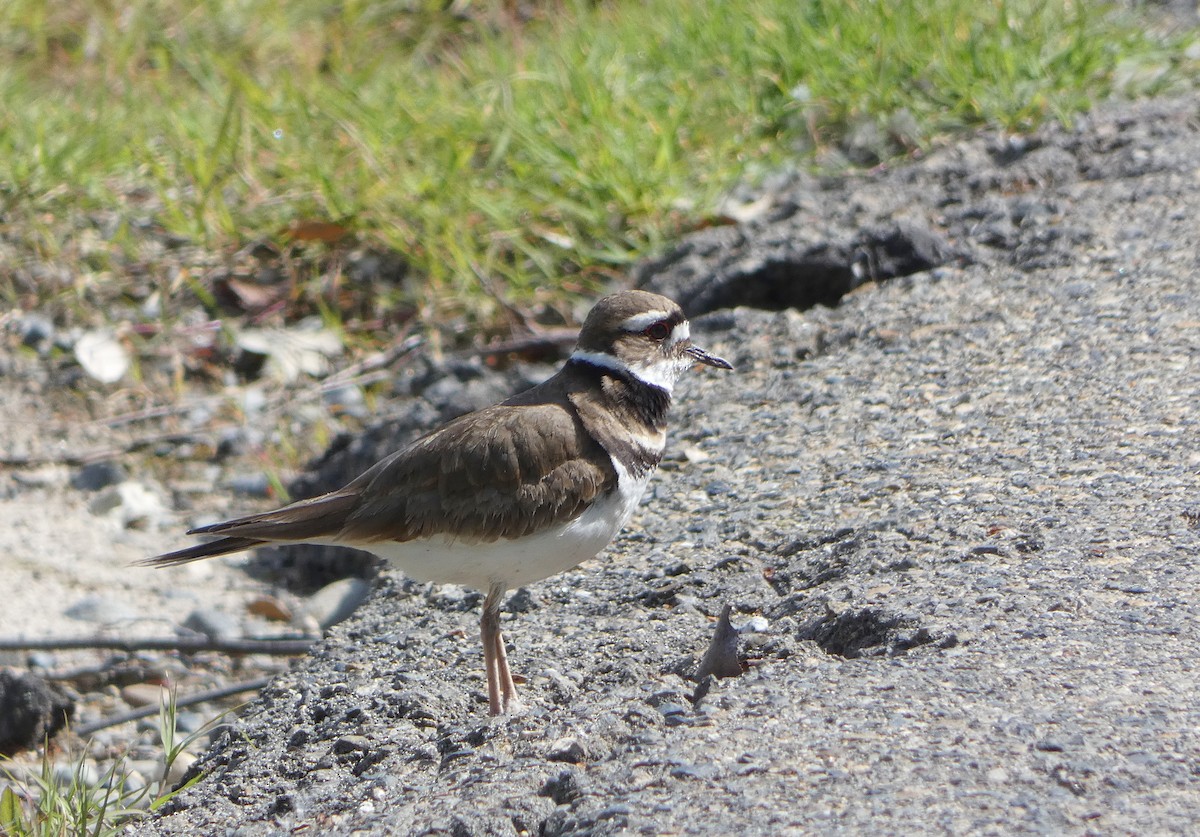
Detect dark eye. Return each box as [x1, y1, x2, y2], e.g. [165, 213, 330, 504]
[644, 321, 670, 341]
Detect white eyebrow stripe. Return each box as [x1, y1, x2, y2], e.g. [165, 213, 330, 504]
[620, 310, 674, 332]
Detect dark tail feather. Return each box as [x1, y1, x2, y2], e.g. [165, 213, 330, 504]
[143, 491, 358, 568]
[137, 536, 265, 567]
[183, 492, 358, 542]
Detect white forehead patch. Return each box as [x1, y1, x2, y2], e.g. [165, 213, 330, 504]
[620, 310, 674, 332]
[669, 321, 690, 344]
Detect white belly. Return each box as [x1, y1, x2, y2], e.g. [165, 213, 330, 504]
[362, 466, 651, 591]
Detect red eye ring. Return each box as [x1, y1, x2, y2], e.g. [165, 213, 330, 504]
[644, 322, 670, 341]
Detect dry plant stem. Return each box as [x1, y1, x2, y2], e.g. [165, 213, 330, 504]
[478, 328, 578, 358]
[470, 262, 537, 334]
[0, 429, 221, 467]
[320, 333, 424, 388]
[73, 676, 272, 736]
[0, 636, 315, 655]
[90, 401, 214, 429]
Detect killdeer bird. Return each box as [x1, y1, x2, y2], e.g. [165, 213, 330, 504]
[146, 290, 731, 715]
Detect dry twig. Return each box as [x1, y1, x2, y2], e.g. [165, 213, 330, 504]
[0, 635, 315, 655]
[73, 676, 272, 737]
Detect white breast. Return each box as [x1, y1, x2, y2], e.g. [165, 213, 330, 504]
[364, 461, 652, 592]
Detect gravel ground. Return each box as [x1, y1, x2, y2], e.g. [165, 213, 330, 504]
[132, 93, 1200, 834]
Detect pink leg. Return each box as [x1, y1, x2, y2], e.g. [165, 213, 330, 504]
[481, 582, 521, 715]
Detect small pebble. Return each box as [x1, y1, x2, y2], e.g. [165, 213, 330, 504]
[53, 760, 101, 788]
[247, 595, 293, 622]
[215, 427, 249, 459]
[121, 683, 168, 708]
[64, 595, 136, 624]
[739, 615, 770, 633]
[545, 737, 587, 764]
[18, 314, 54, 350]
[240, 387, 268, 415]
[323, 384, 368, 418]
[182, 608, 242, 641]
[225, 473, 272, 498]
[597, 803, 632, 820]
[669, 763, 721, 781]
[27, 652, 56, 669]
[127, 759, 160, 784]
[333, 735, 372, 755]
[175, 712, 207, 735]
[87, 481, 170, 529]
[306, 578, 371, 630]
[74, 329, 130, 384]
[164, 751, 196, 786]
[122, 769, 147, 795]
[71, 461, 126, 492]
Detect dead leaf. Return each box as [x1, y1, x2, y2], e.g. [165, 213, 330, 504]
[216, 277, 285, 311]
[283, 220, 352, 244]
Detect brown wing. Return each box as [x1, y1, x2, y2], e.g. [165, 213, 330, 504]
[340, 400, 615, 543]
[144, 396, 614, 566]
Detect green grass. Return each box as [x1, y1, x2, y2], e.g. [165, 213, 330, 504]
[0, 690, 203, 837]
[0, 0, 1196, 335]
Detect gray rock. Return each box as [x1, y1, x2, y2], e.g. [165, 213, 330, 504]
[122, 771, 148, 798]
[27, 651, 56, 670]
[0, 669, 72, 752]
[164, 751, 197, 788]
[64, 594, 137, 625]
[71, 460, 126, 492]
[223, 472, 271, 498]
[182, 608, 241, 642]
[174, 711, 206, 735]
[87, 481, 170, 529]
[694, 605, 741, 681]
[305, 578, 372, 630]
[17, 314, 55, 351]
[121, 683, 168, 708]
[322, 384, 368, 419]
[52, 760, 102, 789]
[545, 737, 587, 764]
